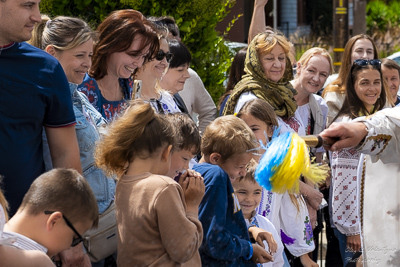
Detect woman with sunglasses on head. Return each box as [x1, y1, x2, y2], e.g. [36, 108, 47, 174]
[134, 29, 182, 114]
[321, 34, 384, 125]
[78, 10, 159, 122]
[329, 59, 386, 266]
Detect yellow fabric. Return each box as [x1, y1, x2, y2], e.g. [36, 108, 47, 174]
[271, 134, 327, 194]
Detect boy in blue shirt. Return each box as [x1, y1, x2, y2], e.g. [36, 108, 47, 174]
[194, 115, 274, 266]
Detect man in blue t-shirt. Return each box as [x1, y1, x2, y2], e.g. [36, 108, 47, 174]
[0, 0, 81, 221]
[0, 1, 85, 265]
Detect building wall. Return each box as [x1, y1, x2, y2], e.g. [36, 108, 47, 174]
[279, 0, 298, 36]
[215, 0, 249, 43]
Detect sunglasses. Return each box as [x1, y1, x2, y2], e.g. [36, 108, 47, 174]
[150, 98, 166, 114]
[353, 59, 381, 69]
[44, 211, 85, 247]
[155, 50, 173, 63]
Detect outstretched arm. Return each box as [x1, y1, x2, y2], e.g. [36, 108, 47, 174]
[248, 0, 270, 44]
[319, 122, 368, 151]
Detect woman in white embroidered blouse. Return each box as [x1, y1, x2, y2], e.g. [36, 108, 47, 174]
[329, 59, 386, 266]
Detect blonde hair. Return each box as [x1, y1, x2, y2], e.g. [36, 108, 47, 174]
[254, 32, 291, 57]
[240, 159, 303, 213]
[295, 47, 334, 78]
[201, 115, 257, 161]
[29, 15, 96, 51]
[95, 100, 175, 177]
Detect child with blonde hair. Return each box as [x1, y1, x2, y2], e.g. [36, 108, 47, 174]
[95, 100, 205, 266]
[237, 99, 318, 267]
[194, 115, 276, 266]
[232, 159, 285, 266]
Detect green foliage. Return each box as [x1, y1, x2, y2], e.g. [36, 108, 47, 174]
[367, 0, 400, 57]
[366, 0, 400, 33]
[366, 0, 391, 33]
[39, 0, 238, 103]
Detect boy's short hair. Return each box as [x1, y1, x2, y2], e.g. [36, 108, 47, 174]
[238, 159, 258, 183]
[167, 113, 201, 154]
[202, 115, 257, 161]
[19, 169, 99, 227]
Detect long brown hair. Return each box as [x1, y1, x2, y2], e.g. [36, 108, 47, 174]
[334, 62, 386, 122]
[95, 100, 175, 177]
[218, 47, 247, 110]
[322, 34, 378, 96]
[90, 10, 159, 80]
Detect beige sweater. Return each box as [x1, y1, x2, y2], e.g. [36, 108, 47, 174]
[115, 172, 202, 267]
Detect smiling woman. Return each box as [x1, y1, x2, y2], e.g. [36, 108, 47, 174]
[328, 59, 386, 265]
[160, 39, 192, 95]
[322, 34, 382, 125]
[77, 9, 159, 122]
[291, 47, 333, 161]
[134, 30, 181, 114]
[29, 14, 121, 265]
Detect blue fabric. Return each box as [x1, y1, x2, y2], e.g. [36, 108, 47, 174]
[333, 228, 357, 267]
[282, 251, 291, 267]
[43, 83, 116, 214]
[0, 42, 75, 215]
[193, 163, 256, 267]
[219, 94, 230, 116]
[395, 96, 400, 106]
[77, 74, 133, 122]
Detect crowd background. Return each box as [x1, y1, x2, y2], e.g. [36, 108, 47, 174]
[1, 0, 400, 267]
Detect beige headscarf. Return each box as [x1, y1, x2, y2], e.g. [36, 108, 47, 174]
[222, 33, 297, 118]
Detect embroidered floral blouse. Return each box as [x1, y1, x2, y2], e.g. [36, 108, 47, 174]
[78, 74, 133, 122]
[330, 116, 361, 236]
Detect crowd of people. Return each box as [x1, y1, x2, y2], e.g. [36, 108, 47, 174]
[1, 0, 400, 267]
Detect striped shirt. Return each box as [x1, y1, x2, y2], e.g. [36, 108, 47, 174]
[2, 231, 47, 253]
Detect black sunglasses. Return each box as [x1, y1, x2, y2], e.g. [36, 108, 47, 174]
[155, 50, 173, 63]
[353, 59, 381, 69]
[44, 211, 85, 247]
[149, 98, 166, 114]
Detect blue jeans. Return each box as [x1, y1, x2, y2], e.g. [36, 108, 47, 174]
[282, 251, 291, 267]
[333, 228, 357, 267]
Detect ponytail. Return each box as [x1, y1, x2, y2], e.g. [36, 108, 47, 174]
[95, 100, 175, 177]
[28, 15, 50, 49]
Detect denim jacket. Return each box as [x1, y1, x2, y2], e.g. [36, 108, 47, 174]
[43, 83, 116, 214]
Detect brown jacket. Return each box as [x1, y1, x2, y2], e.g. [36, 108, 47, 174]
[116, 172, 202, 267]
